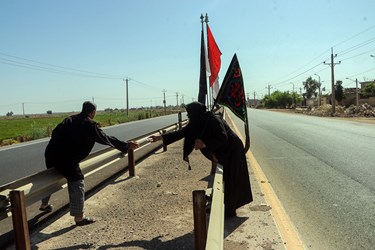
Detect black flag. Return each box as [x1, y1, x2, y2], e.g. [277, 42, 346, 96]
[198, 28, 207, 105]
[213, 54, 250, 152]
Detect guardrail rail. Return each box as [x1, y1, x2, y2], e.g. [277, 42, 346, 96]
[0, 116, 187, 249]
[192, 164, 224, 250]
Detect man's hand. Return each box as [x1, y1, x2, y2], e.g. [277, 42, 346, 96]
[194, 139, 206, 150]
[127, 141, 139, 150]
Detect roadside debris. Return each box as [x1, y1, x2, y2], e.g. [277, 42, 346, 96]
[295, 103, 375, 117]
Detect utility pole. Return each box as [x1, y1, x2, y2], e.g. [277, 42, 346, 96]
[290, 82, 295, 93]
[355, 78, 359, 106]
[290, 82, 295, 106]
[162, 89, 167, 114]
[176, 92, 179, 107]
[253, 91, 256, 107]
[181, 94, 185, 105]
[346, 77, 359, 106]
[314, 74, 321, 107]
[124, 78, 129, 116]
[266, 84, 272, 96]
[22, 103, 25, 116]
[324, 48, 341, 115]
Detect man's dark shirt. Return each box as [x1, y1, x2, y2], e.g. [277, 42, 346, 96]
[45, 113, 128, 181]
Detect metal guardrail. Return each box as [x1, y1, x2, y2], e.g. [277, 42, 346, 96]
[192, 163, 224, 250]
[206, 164, 224, 250]
[0, 118, 187, 249]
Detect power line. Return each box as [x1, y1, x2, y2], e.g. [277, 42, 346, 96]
[332, 24, 375, 48]
[336, 36, 375, 56]
[0, 52, 194, 101]
[339, 48, 375, 62]
[275, 49, 331, 84]
[0, 52, 124, 78]
[0, 57, 123, 80]
[269, 25, 375, 89]
[345, 66, 375, 78]
[274, 62, 327, 87]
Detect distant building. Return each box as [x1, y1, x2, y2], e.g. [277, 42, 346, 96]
[360, 80, 375, 90]
[247, 99, 260, 107]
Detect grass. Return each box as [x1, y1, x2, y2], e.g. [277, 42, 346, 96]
[0, 108, 182, 146]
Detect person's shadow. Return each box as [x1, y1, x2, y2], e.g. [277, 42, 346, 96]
[96, 233, 194, 250]
[31, 233, 194, 250]
[30, 225, 76, 250]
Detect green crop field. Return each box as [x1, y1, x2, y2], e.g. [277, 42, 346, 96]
[0, 108, 182, 146]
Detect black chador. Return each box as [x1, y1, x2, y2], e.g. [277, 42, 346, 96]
[161, 102, 253, 217]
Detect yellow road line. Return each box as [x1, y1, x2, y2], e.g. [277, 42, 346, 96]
[228, 112, 305, 250]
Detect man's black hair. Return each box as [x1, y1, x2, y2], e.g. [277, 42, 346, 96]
[81, 101, 97, 116]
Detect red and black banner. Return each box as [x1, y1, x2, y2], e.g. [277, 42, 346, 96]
[214, 53, 250, 152]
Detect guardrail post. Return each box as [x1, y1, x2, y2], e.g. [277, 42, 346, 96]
[128, 148, 135, 177]
[162, 130, 167, 151]
[10, 190, 31, 250]
[178, 112, 182, 130]
[193, 190, 207, 250]
[210, 161, 217, 175]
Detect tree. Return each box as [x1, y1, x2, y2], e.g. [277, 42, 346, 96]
[303, 77, 319, 99]
[335, 80, 345, 103]
[6, 111, 13, 117]
[262, 90, 302, 108]
[362, 82, 375, 97]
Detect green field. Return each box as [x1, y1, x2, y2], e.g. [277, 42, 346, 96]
[0, 108, 182, 146]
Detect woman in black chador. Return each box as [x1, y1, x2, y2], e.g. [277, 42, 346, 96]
[150, 101, 252, 217]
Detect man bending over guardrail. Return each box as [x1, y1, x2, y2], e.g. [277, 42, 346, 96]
[39, 101, 138, 226]
[149, 102, 252, 218]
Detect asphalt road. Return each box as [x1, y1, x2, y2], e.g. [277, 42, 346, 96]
[231, 109, 375, 250]
[0, 113, 185, 186]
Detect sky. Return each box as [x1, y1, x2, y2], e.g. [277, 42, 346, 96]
[1, 0, 375, 115]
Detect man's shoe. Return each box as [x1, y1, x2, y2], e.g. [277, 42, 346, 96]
[76, 217, 95, 226]
[39, 204, 53, 213]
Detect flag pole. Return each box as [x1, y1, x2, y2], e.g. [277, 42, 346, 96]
[198, 14, 207, 105]
[202, 14, 209, 108]
[201, 14, 205, 107]
[200, 13, 204, 41]
[205, 13, 212, 110]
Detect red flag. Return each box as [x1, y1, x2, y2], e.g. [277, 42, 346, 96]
[206, 24, 222, 98]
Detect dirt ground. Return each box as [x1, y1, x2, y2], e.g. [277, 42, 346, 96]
[5, 134, 285, 250]
[6, 108, 373, 249]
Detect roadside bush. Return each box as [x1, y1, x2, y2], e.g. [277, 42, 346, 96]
[137, 112, 145, 120]
[28, 122, 48, 140]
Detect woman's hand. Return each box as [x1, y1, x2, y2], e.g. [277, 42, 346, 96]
[148, 135, 163, 142]
[194, 139, 206, 150]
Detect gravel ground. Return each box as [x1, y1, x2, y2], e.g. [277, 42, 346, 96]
[5, 109, 374, 250]
[5, 119, 286, 250]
